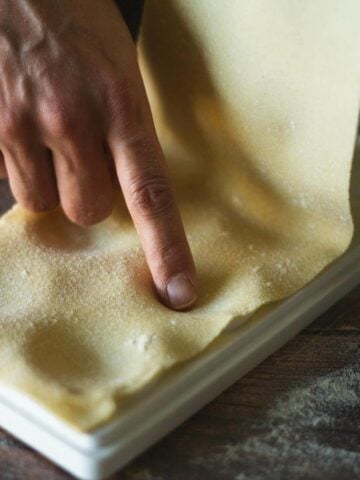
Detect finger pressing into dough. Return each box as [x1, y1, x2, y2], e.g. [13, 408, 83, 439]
[106, 66, 197, 310]
[52, 138, 115, 226]
[108, 128, 197, 311]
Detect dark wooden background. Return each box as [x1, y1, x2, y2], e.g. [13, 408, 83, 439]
[0, 179, 359, 480]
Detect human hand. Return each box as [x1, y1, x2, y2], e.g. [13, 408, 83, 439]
[0, 0, 196, 310]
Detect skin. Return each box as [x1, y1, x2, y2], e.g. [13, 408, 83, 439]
[0, 0, 197, 310]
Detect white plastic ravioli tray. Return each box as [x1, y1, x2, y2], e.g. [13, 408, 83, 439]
[0, 244, 359, 479]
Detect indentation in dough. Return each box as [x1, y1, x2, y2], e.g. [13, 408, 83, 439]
[23, 322, 108, 391]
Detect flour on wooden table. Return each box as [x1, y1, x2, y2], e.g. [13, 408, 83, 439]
[191, 365, 360, 479]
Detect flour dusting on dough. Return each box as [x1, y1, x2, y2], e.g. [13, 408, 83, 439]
[126, 334, 158, 353]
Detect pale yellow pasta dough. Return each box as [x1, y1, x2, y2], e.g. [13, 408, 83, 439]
[0, 0, 359, 430]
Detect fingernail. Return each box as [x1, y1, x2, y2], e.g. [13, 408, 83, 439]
[166, 273, 197, 310]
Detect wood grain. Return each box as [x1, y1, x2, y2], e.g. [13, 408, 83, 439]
[0, 179, 359, 480]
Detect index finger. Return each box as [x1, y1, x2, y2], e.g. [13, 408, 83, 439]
[107, 93, 197, 311]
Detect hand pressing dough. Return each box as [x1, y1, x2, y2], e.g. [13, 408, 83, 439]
[0, 0, 359, 430]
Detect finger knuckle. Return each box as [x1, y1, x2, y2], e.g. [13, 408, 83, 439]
[107, 76, 143, 129]
[66, 207, 96, 227]
[46, 112, 76, 137]
[128, 174, 174, 218]
[66, 195, 114, 227]
[40, 97, 80, 138]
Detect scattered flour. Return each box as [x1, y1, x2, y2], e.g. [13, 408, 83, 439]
[276, 263, 287, 275]
[125, 334, 157, 353]
[191, 365, 360, 479]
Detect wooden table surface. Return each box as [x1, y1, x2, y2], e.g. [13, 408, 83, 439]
[0, 180, 359, 480]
